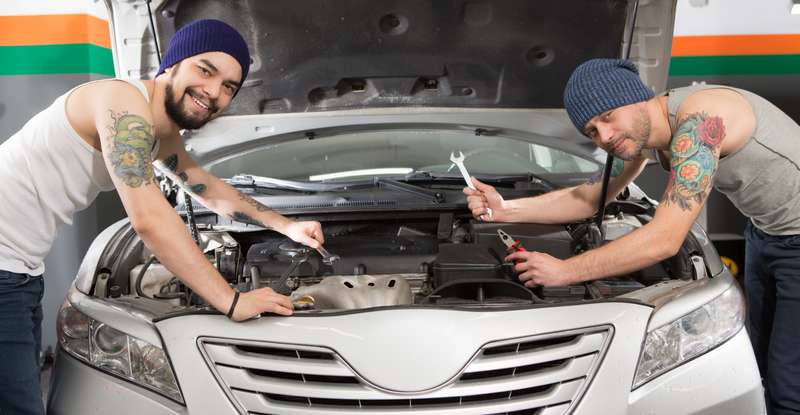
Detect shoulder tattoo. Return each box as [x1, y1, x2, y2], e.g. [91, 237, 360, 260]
[664, 112, 724, 211]
[107, 111, 155, 188]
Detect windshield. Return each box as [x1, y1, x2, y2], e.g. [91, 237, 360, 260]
[207, 128, 599, 181]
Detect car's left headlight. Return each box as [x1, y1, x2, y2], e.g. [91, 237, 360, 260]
[56, 301, 183, 403]
[633, 284, 745, 389]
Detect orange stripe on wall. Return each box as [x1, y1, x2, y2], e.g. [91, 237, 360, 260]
[672, 34, 800, 57]
[0, 14, 111, 48]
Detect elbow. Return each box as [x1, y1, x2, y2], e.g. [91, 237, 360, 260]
[659, 241, 682, 260]
[653, 231, 684, 261]
[129, 214, 158, 240]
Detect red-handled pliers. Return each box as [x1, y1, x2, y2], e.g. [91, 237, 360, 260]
[497, 229, 526, 254]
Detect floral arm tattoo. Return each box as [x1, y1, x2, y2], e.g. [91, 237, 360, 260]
[587, 157, 624, 185]
[663, 112, 724, 211]
[107, 112, 156, 187]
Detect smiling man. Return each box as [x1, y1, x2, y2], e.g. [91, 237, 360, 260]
[0, 19, 324, 415]
[465, 58, 800, 414]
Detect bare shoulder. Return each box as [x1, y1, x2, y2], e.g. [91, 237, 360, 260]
[676, 88, 755, 153]
[75, 79, 150, 112]
[67, 80, 153, 142]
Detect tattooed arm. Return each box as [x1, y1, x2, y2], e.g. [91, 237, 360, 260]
[91, 81, 293, 320]
[153, 136, 324, 248]
[512, 98, 742, 287]
[465, 157, 647, 223]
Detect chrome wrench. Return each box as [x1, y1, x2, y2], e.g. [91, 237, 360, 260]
[450, 151, 492, 220]
[316, 246, 340, 265]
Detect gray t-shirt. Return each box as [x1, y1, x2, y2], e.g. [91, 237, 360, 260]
[666, 84, 800, 236]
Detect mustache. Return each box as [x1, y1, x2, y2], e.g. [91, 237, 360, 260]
[186, 89, 219, 113]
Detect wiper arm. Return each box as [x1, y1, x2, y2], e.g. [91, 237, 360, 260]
[228, 174, 371, 192]
[229, 174, 448, 203]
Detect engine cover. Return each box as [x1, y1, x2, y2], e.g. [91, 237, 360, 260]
[292, 275, 413, 310]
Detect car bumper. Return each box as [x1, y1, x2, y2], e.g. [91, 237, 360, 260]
[46, 347, 189, 415]
[626, 328, 765, 415]
[47, 317, 764, 415]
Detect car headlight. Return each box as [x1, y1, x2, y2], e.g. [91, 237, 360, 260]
[57, 301, 183, 403]
[633, 284, 745, 389]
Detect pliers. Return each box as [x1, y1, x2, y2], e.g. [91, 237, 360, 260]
[497, 229, 526, 254]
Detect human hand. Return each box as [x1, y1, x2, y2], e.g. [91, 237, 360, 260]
[505, 251, 575, 287]
[284, 220, 324, 249]
[463, 177, 507, 222]
[229, 287, 294, 321]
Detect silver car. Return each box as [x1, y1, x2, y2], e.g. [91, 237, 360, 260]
[48, 0, 765, 414]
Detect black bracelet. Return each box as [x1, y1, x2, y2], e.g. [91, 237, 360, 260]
[226, 290, 240, 319]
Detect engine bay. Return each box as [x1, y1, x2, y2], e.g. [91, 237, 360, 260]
[98, 201, 703, 314]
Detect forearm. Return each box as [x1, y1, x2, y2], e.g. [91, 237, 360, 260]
[133, 198, 234, 313]
[503, 186, 598, 224]
[565, 221, 679, 283]
[162, 166, 292, 232]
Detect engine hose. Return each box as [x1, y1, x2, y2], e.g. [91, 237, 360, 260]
[135, 255, 157, 297]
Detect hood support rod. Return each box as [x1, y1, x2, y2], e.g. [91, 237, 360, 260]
[145, 1, 201, 246]
[595, 0, 640, 243]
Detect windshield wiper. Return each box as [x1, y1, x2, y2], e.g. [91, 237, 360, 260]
[229, 174, 445, 203]
[228, 174, 371, 192]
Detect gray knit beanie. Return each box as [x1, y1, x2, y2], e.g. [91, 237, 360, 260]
[563, 59, 654, 134]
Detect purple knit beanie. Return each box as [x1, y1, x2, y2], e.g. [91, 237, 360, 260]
[156, 19, 250, 88]
[563, 59, 654, 134]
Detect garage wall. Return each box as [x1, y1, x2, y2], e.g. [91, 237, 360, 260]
[658, 0, 800, 242]
[1, 0, 798, 355]
[0, 0, 125, 357]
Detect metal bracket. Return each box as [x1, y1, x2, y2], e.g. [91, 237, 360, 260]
[691, 255, 708, 280]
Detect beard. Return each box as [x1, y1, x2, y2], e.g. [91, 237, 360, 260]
[611, 106, 651, 161]
[164, 83, 218, 130]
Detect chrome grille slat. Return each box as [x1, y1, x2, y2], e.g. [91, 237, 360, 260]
[204, 343, 351, 377]
[231, 378, 582, 415]
[217, 354, 595, 400]
[465, 332, 605, 374]
[199, 326, 611, 414]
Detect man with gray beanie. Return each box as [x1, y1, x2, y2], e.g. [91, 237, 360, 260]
[0, 19, 325, 414]
[465, 58, 800, 414]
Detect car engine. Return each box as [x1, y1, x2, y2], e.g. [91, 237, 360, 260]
[117, 201, 700, 313]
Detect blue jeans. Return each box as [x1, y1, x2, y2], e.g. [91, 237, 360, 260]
[0, 270, 44, 415]
[745, 222, 800, 415]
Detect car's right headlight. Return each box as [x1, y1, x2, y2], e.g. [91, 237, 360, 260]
[56, 300, 183, 403]
[633, 284, 746, 389]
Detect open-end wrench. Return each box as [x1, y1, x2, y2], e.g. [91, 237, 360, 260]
[271, 249, 309, 295]
[316, 246, 340, 265]
[450, 151, 493, 220]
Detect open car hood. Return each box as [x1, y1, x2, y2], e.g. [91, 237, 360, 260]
[105, 0, 676, 115]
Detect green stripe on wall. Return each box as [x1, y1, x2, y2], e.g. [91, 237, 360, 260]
[670, 55, 800, 76]
[0, 44, 114, 76]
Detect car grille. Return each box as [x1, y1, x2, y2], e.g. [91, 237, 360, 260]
[199, 326, 611, 415]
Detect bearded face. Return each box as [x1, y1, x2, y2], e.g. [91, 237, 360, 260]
[163, 63, 221, 130]
[609, 105, 651, 161]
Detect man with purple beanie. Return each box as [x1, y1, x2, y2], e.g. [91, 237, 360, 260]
[464, 58, 800, 414]
[0, 19, 325, 414]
